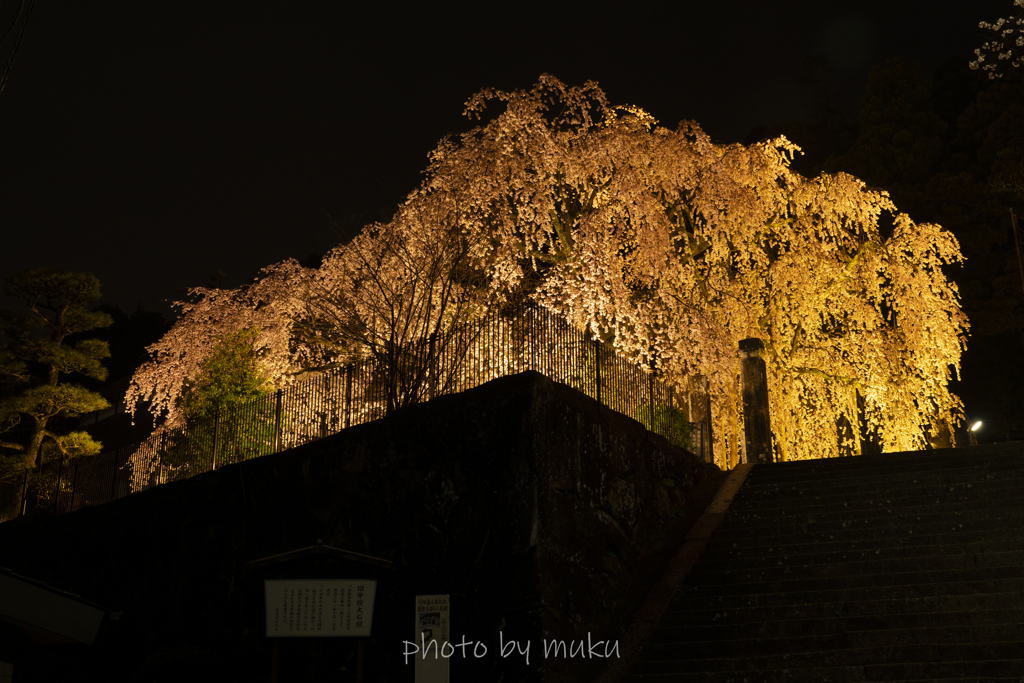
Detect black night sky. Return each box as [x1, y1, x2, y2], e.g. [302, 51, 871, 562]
[0, 1, 1007, 312]
[3, 0, 1023, 440]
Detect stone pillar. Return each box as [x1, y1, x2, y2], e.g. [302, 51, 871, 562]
[739, 338, 773, 464]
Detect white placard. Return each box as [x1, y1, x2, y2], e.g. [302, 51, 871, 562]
[415, 594, 450, 683]
[264, 580, 376, 637]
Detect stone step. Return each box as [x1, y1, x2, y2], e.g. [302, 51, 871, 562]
[743, 467, 1024, 495]
[695, 537, 1019, 572]
[782, 442, 1022, 462]
[718, 498, 1024, 534]
[671, 576, 1024, 611]
[741, 468, 1024, 493]
[727, 481, 1024, 514]
[743, 453, 1024, 484]
[731, 471, 1023, 504]
[679, 564, 1024, 598]
[653, 607, 1024, 642]
[684, 550, 1024, 586]
[701, 526, 1024, 557]
[660, 593, 1024, 627]
[706, 513, 1024, 546]
[646, 622, 1024, 656]
[743, 446, 1024, 470]
[623, 660, 1024, 682]
[631, 640, 1024, 672]
[742, 443, 1024, 475]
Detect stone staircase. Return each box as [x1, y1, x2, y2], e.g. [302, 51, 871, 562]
[623, 442, 1024, 682]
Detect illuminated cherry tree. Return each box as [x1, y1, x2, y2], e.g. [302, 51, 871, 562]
[125, 260, 314, 428]
[409, 75, 968, 461]
[127, 197, 498, 426]
[294, 194, 500, 413]
[130, 75, 969, 463]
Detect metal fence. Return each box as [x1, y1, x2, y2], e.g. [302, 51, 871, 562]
[5, 303, 712, 521]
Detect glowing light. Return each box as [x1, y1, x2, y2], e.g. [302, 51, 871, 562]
[970, 421, 982, 432]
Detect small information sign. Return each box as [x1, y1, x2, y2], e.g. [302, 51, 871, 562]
[264, 580, 376, 637]
[414, 594, 450, 683]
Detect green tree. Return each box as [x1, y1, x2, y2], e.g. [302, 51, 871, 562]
[157, 326, 276, 475]
[179, 326, 270, 422]
[0, 269, 112, 474]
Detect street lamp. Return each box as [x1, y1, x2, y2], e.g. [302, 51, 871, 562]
[969, 420, 982, 447]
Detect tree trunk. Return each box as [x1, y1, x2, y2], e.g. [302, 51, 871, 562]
[27, 417, 47, 468]
[739, 338, 773, 464]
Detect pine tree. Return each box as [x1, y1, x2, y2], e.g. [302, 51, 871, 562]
[0, 269, 112, 475]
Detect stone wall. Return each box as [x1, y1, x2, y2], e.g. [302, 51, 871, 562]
[0, 370, 724, 682]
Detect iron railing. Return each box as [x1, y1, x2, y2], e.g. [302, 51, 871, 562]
[4, 303, 712, 522]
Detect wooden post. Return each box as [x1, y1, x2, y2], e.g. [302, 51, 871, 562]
[357, 638, 364, 683]
[739, 338, 773, 464]
[594, 336, 602, 406]
[270, 638, 279, 683]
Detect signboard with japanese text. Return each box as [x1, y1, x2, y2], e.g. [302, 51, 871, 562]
[264, 580, 376, 637]
[414, 594, 450, 683]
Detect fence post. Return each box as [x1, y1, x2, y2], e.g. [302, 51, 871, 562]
[428, 332, 436, 400]
[344, 364, 353, 429]
[649, 358, 656, 432]
[320, 374, 330, 439]
[705, 378, 714, 465]
[273, 389, 283, 452]
[669, 386, 675, 447]
[69, 461, 79, 513]
[52, 452, 66, 515]
[739, 338, 773, 464]
[159, 430, 167, 485]
[110, 446, 121, 500]
[530, 304, 537, 369]
[212, 406, 221, 471]
[594, 337, 602, 406]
